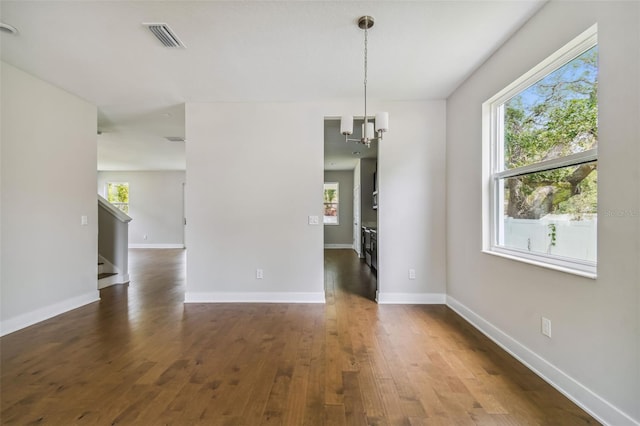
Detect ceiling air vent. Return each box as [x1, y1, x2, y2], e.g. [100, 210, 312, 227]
[143, 23, 185, 48]
[165, 137, 185, 142]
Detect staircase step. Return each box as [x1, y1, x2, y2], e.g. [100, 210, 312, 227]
[98, 272, 117, 280]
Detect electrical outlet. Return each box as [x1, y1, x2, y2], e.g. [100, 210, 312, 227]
[81, 215, 88, 226]
[143, 234, 148, 240]
[408, 268, 416, 280]
[256, 268, 264, 279]
[541, 317, 552, 338]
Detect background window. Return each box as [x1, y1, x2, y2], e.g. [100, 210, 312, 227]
[485, 26, 597, 275]
[323, 182, 339, 225]
[106, 182, 130, 214]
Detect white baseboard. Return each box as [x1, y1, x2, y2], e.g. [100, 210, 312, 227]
[323, 244, 354, 249]
[184, 292, 325, 304]
[376, 292, 446, 304]
[98, 273, 130, 289]
[0, 291, 100, 337]
[129, 243, 184, 249]
[446, 296, 639, 426]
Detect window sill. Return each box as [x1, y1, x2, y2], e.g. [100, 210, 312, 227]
[482, 248, 597, 280]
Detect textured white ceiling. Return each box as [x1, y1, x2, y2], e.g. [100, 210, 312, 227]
[0, 0, 545, 170]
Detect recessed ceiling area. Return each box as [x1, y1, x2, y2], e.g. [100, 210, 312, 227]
[97, 103, 186, 171]
[0, 1, 546, 171]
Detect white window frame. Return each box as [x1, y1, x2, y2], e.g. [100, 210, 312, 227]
[482, 24, 598, 278]
[105, 182, 130, 214]
[323, 182, 339, 225]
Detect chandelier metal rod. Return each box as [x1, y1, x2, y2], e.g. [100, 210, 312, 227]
[364, 17, 368, 129]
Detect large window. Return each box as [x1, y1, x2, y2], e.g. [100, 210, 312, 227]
[483, 25, 598, 277]
[323, 182, 339, 225]
[106, 182, 129, 214]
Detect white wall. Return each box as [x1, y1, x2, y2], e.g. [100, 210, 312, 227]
[377, 101, 447, 304]
[98, 171, 185, 247]
[324, 170, 354, 247]
[446, 2, 640, 424]
[185, 102, 326, 303]
[184, 100, 447, 305]
[1, 62, 99, 335]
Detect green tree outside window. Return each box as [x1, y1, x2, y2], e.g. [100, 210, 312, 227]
[107, 182, 129, 214]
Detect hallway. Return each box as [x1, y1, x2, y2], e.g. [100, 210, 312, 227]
[0, 249, 597, 424]
[324, 249, 377, 302]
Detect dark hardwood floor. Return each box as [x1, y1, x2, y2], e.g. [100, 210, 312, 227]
[0, 248, 598, 425]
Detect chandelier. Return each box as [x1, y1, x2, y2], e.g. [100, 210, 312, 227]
[340, 16, 389, 148]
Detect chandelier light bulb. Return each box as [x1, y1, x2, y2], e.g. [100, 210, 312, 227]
[340, 116, 354, 135]
[363, 122, 375, 140]
[375, 112, 389, 133]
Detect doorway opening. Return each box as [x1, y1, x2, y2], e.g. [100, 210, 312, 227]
[323, 117, 378, 302]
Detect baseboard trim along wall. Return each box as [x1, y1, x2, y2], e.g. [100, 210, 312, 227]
[184, 292, 326, 304]
[0, 291, 100, 337]
[98, 273, 130, 290]
[323, 244, 354, 249]
[129, 244, 185, 249]
[376, 292, 446, 304]
[446, 296, 638, 426]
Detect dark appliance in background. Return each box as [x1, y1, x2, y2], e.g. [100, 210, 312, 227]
[364, 228, 372, 266]
[373, 171, 378, 210]
[363, 226, 377, 273]
[370, 230, 377, 272]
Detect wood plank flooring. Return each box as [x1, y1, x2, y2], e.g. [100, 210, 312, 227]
[0, 249, 599, 425]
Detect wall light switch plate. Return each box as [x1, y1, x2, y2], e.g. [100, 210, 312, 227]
[256, 268, 264, 279]
[81, 215, 88, 226]
[308, 215, 319, 225]
[408, 269, 416, 280]
[541, 317, 552, 338]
